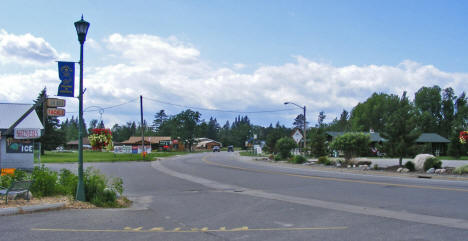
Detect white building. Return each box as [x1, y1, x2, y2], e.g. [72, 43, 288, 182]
[0, 103, 44, 170]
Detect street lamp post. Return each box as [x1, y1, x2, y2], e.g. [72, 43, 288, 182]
[74, 15, 90, 201]
[284, 102, 307, 156]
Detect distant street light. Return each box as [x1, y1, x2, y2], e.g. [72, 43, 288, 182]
[284, 102, 307, 156]
[74, 15, 90, 202]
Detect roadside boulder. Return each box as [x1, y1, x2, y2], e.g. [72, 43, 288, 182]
[413, 154, 435, 171]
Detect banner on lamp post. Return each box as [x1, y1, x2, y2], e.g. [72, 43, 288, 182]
[57, 61, 75, 97]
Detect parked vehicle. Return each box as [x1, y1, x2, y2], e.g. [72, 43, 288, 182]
[227, 145, 234, 152]
[213, 146, 220, 152]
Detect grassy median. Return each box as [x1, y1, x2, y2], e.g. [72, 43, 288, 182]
[38, 151, 188, 163]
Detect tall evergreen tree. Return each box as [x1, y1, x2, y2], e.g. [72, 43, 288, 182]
[381, 92, 420, 166]
[34, 89, 66, 154]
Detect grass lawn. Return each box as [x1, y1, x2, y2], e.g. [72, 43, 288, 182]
[38, 151, 189, 163]
[239, 151, 267, 157]
[437, 156, 468, 160]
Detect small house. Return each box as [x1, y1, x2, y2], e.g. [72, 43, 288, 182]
[0, 103, 44, 170]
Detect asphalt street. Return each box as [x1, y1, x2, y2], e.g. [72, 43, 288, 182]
[0, 152, 467, 241]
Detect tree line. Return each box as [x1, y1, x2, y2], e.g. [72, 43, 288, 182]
[36, 85, 467, 157]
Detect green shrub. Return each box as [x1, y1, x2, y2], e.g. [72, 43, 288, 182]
[317, 156, 335, 166]
[404, 161, 416, 172]
[275, 137, 297, 159]
[31, 165, 59, 197]
[453, 165, 468, 175]
[373, 164, 379, 170]
[110, 177, 124, 196]
[57, 169, 78, 196]
[329, 132, 370, 161]
[274, 154, 282, 161]
[290, 155, 307, 164]
[84, 167, 120, 207]
[317, 156, 329, 164]
[12, 169, 28, 182]
[424, 157, 442, 171]
[0, 174, 12, 188]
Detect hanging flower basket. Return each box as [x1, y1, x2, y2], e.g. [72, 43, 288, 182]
[89, 128, 113, 151]
[460, 131, 468, 144]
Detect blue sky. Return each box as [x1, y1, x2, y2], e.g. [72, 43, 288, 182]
[1, 0, 467, 127]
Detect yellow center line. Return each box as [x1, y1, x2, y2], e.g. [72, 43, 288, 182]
[202, 156, 468, 193]
[31, 226, 348, 233]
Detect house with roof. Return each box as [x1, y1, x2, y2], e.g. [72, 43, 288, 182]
[0, 103, 44, 170]
[65, 137, 91, 150]
[120, 136, 175, 152]
[326, 131, 450, 156]
[194, 138, 222, 150]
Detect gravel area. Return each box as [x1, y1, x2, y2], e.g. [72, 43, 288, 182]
[0, 196, 96, 209]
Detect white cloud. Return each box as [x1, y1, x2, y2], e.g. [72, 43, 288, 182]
[0, 29, 68, 66]
[1, 32, 467, 127]
[233, 63, 246, 70]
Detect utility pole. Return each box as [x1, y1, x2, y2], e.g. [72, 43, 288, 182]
[140, 95, 145, 155]
[303, 105, 307, 156]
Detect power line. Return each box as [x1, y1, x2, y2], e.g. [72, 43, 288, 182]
[67, 98, 139, 114]
[143, 96, 296, 114]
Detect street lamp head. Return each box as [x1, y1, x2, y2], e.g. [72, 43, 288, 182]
[74, 15, 90, 44]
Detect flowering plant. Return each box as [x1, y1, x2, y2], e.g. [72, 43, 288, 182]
[460, 131, 468, 144]
[89, 128, 113, 151]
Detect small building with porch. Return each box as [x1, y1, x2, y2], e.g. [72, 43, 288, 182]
[120, 136, 173, 152]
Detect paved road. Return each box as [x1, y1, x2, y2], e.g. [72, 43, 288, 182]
[1, 152, 467, 240]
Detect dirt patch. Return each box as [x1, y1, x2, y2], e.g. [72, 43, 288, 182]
[0, 196, 131, 209]
[0, 196, 96, 209]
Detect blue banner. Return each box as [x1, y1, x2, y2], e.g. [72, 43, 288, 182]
[57, 61, 75, 97]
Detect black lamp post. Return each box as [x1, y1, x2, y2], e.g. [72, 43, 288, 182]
[284, 102, 307, 156]
[74, 15, 90, 201]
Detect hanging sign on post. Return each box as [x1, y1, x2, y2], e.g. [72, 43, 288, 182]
[57, 61, 75, 97]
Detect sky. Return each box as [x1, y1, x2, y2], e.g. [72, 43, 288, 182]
[1, 0, 467, 128]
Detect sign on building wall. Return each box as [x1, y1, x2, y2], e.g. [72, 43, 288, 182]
[114, 146, 132, 154]
[159, 140, 171, 146]
[14, 128, 41, 139]
[6, 138, 33, 153]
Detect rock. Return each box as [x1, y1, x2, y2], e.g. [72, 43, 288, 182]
[396, 167, 403, 172]
[16, 191, 33, 200]
[435, 169, 446, 174]
[413, 154, 435, 171]
[402, 168, 410, 173]
[359, 165, 369, 170]
[426, 168, 435, 174]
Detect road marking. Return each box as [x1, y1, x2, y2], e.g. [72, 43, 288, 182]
[31, 226, 347, 233]
[152, 159, 468, 230]
[203, 156, 468, 193]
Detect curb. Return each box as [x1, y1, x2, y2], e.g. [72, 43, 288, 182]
[0, 203, 66, 216]
[238, 156, 468, 181]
